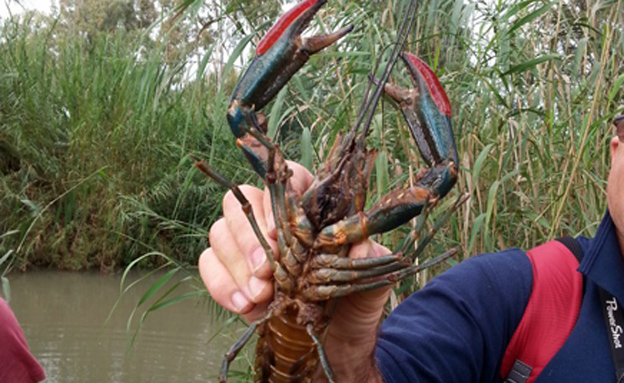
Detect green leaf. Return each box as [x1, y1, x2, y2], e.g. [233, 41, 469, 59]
[609, 74, 624, 104]
[20, 199, 41, 215]
[481, 78, 508, 108]
[267, 87, 288, 140]
[0, 250, 13, 267]
[502, 54, 560, 76]
[526, 212, 551, 230]
[195, 44, 215, 82]
[485, 170, 521, 236]
[291, 76, 309, 102]
[507, 3, 553, 36]
[468, 213, 486, 254]
[500, 0, 540, 22]
[472, 144, 494, 188]
[150, 291, 203, 311]
[136, 268, 178, 307]
[485, 180, 500, 229]
[1, 277, 10, 303]
[0, 230, 19, 240]
[301, 127, 313, 172]
[572, 37, 588, 78]
[223, 33, 254, 79]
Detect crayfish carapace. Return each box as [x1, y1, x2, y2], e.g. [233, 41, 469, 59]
[195, 0, 462, 381]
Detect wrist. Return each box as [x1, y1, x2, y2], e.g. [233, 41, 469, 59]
[353, 352, 385, 383]
[323, 331, 382, 382]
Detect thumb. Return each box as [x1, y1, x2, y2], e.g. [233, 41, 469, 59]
[348, 239, 394, 310]
[326, 239, 393, 346]
[349, 239, 391, 260]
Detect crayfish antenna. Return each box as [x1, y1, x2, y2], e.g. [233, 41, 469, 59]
[351, 0, 419, 146]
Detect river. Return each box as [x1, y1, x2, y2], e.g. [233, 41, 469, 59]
[5, 270, 248, 383]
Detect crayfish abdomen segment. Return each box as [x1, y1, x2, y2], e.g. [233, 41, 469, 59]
[255, 301, 328, 382]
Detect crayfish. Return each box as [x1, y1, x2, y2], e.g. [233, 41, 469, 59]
[195, 0, 461, 381]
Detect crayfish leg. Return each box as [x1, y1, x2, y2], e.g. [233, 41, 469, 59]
[302, 248, 458, 301]
[219, 317, 267, 383]
[306, 259, 410, 285]
[306, 324, 335, 383]
[308, 253, 401, 270]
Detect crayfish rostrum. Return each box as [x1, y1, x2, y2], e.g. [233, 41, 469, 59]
[195, 0, 461, 381]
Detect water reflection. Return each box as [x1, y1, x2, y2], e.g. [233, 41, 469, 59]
[6, 270, 242, 383]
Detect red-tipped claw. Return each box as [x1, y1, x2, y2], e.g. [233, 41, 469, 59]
[227, 0, 353, 140]
[379, 53, 458, 167]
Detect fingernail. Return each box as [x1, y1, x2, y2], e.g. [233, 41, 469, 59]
[249, 276, 267, 299]
[231, 291, 250, 312]
[250, 247, 266, 272]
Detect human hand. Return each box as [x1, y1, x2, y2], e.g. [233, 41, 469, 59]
[199, 161, 390, 381]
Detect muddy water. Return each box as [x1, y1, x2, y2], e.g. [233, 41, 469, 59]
[6, 270, 246, 383]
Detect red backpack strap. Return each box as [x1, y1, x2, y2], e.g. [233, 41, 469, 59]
[500, 239, 584, 383]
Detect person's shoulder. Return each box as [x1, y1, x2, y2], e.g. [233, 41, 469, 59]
[403, 247, 534, 312]
[574, 235, 592, 254]
[467, 247, 530, 265]
[377, 247, 535, 383]
[435, 247, 532, 284]
[415, 247, 534, 309]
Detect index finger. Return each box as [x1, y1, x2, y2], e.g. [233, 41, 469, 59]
[220, 185, 278, 282]
[263, 161, 314, 237]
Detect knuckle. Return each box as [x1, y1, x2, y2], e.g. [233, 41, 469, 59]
[238, 184, 261, 197]
[208, 218, 228, 245]
[371, 240, 391, 256]
[222, 189, 238, 209]
[241, 303, 269, 324]
[199, 251, 223, 293]
[198, 247, 213, 266]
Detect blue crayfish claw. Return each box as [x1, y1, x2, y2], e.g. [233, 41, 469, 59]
[227, 0, 353, 139]
[377, 52, 459, 199]
[313, 54, 460, 250]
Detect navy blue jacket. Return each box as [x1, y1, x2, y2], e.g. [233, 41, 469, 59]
[376, 210, 622, 382]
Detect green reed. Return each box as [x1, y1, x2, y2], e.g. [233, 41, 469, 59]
[1, 0, 622, 301]
[0, 9, 248, 271]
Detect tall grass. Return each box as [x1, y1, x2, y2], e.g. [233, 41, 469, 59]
[1, 0, 622, 281]
[0, 10, 250, 271]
